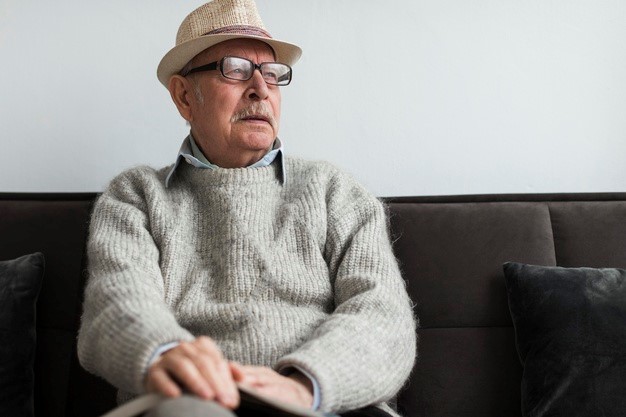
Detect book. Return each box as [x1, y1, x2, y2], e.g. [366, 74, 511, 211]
[99, 384, 325, 417]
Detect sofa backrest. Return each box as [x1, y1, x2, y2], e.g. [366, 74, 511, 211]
[2, 193, 626, 417]
[385, 193, 626, 417]
[0, 193, 116, 417]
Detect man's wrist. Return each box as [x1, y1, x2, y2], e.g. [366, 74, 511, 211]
[287, 371, 314, 407]
[279, 366, 320, 410]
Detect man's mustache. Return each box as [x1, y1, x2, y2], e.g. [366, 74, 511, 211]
[231, 103, 277, 130]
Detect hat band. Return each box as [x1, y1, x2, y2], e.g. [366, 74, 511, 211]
[203, 25, 273, 39]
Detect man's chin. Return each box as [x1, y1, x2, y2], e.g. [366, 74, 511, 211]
[239, 133, 276, 150]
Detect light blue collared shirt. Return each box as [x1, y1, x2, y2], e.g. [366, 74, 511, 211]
[164, 134, 286, 187]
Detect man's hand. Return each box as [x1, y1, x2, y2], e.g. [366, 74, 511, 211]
[231, 363, 314, 409]
[145, 336, 239, 409]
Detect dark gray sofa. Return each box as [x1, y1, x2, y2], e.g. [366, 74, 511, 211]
[2, 192, 626, 417]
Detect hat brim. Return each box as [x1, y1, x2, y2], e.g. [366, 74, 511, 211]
[157, 34, 302, 87]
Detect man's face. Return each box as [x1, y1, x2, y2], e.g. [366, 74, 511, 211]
[177, 39, 282, 168]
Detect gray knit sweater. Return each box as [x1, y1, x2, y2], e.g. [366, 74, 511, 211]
[77, 157, 416, 414]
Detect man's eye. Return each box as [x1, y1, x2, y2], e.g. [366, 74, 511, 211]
[263, 71, 278, 80]
[224, 67, 247, 78]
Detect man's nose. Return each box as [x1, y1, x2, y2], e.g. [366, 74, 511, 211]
[247, 69, 270, 100]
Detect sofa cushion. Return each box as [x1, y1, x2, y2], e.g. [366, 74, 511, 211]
[503, 262, 626, 417]
[0, 252, 45, 417]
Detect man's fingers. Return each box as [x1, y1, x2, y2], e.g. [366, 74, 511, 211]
[146, 367, 182, 397]
[213, 356, 240, 408]
[229, 362, 245, 382]
[191, 351, 239, 408]
[236, 365, 276, 385]
[188, 338, 239, 408]
[171, 338, 239, 408]
[160, 354, 215, 400]
[145, 337, 241, 409]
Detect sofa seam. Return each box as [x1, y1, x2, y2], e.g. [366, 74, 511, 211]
[546, 202, 559, 266]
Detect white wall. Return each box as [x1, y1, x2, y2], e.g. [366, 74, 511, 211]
[1, 0, 625, 196]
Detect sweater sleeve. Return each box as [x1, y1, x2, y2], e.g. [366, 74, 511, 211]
[77, 170, 194, 394]
[275, 171, 417, 413]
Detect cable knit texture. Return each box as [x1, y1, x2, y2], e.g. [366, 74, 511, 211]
[77, 157, 416, 415]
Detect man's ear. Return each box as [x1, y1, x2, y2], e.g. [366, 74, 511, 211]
[168, 75, 194, 122]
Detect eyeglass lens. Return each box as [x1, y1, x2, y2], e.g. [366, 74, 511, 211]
[221, 57, 291, 86]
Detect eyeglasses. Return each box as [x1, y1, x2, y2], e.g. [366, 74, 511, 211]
[182, 56, 292, 86]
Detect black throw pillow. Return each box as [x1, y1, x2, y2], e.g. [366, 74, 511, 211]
[503, 262, 626, 417]
[0, 253, 45, 417]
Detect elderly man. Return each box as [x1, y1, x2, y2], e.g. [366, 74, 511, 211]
[77, 1, 416, 416]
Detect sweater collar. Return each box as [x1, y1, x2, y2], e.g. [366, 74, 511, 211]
[165, 134, 286, 188]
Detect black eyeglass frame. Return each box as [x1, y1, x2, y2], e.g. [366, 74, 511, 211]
[182, 56, 292, 86]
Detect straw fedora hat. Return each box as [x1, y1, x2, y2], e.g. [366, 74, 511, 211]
[157, 0, 302, 87]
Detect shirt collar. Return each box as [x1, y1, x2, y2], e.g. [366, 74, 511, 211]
[165, 134, 286, 188]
